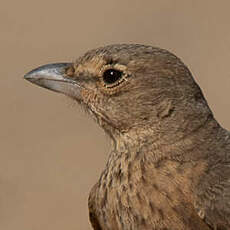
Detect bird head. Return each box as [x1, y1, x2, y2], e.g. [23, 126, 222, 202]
[24, 44, 212, 142]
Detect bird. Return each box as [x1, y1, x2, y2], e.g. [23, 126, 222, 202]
[24, 44, 230, 230]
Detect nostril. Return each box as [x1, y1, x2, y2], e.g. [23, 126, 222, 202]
[65, 65, 75, 77]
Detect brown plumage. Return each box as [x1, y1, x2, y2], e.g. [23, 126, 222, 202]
[24, 44, 230, 230]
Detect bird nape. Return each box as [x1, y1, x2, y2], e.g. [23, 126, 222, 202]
[24, 44, 230, 230]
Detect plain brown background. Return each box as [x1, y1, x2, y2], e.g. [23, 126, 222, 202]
[1, 1, 230, 229]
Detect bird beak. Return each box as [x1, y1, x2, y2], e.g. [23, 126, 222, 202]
[24, 63, 81, 98]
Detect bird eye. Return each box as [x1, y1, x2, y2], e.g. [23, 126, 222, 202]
[102, 69, 123, 85]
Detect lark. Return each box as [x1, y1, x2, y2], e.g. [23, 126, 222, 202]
[25, 44, 230, 230]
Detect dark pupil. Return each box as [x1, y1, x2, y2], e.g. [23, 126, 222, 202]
[103, 69, 122, 84]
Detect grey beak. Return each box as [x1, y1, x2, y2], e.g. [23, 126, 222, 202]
[24, 63, 81, 98]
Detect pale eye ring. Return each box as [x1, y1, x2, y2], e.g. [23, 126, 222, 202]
[102, 69, 123, 85]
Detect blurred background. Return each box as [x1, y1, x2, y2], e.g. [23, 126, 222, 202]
[1, 1, 230, 229]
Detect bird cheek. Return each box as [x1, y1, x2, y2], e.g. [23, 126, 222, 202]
[81, 88, 99, 107]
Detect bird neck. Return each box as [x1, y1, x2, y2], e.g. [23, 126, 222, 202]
[110, 113, 222, 165]
[98, 113, 228, 223]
